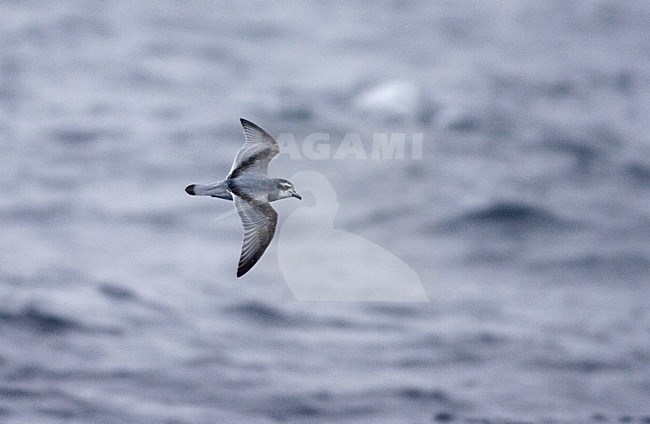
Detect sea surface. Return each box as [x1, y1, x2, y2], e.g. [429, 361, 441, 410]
[1, 1, 650, 423]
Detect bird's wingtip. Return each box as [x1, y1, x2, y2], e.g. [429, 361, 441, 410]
[240, 117, 263, 131]
[237, 261, 254, 277]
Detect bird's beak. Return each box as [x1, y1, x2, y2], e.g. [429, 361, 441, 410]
[291, 192, 302, 200]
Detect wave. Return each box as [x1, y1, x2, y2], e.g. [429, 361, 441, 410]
[0, 305, 121, 336]
[530, 251, 650, 276]
[98, 283, 137, 302]
[396, 386, 449, 401]
[1, 202, 72, 223]
[624, 161, 650, 186]
[0, 306, 82, 334]
[223, 301, 298, 327]
[435, 201, 572, 234]
[527, 357, 631, 374]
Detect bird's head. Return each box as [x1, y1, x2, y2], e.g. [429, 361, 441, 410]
[274, 179, 302, 201]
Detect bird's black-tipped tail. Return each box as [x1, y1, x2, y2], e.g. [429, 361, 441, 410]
[185, 182, 234, 200]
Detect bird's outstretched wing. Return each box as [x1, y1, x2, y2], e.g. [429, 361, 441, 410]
[228, 118, 280, 179]
[233, 194, 278, 277]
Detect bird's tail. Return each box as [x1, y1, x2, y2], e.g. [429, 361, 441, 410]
[185, 181, 233, 200]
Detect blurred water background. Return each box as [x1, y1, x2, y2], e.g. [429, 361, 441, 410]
[1, 1, 650, 422]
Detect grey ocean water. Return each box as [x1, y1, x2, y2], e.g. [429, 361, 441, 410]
[2, 1, 650, 422]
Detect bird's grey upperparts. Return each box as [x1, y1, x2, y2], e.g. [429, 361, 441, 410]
[185, 118, 301, 277]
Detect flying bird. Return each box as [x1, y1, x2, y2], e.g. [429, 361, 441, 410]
[185, 118, 301, 277]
